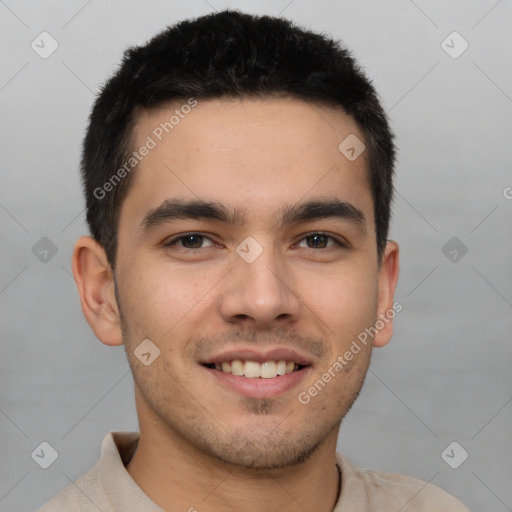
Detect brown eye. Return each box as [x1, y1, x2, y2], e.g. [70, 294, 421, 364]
[164, 233, 215, 249]
[306, 234, 329, 248]
[296, 233, 343, 249]
[180, 235, 205, 248]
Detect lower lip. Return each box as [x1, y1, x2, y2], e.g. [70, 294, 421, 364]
[203, 366, 312, 398]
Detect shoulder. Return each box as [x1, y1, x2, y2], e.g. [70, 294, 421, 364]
[37, 484, 80, 512]
[357, 468, 470, 511]
[36, 431, 142, 512]
[336, 453, 470, 511]
[36, 462, 104, 512]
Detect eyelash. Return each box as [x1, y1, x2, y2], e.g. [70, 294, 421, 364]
[163, 232, 346, 250]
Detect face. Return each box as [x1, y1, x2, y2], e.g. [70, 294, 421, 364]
[84, 97, 398, 470]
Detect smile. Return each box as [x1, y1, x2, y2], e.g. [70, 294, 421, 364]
[203, 359, 306, 379]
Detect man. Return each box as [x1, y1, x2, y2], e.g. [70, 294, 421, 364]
[38, 9, 469, 511]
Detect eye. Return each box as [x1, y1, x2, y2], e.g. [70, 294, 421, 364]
[164, 233, 216, 249]
[295, 232, 344, 249]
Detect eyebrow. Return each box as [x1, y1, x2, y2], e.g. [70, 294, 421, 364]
[140, 197, 367, 233]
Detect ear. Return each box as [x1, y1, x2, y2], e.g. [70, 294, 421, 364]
[71, 236, 123, 346]
[373, 240, 400, 348]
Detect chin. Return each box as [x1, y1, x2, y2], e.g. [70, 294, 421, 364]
[204, 427, 327, 470]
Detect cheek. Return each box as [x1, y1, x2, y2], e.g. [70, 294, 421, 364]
[118, 259, 221, 344]
[302, 265, 379, 341]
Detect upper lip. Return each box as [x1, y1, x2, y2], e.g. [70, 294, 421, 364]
[200, 347, 313, 366]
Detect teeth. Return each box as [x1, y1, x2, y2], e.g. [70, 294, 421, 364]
[244, 361, 261, 378]
[231, 360, 244, 376]
[212, 359, 301, 378]
[261, 361, 277, 379]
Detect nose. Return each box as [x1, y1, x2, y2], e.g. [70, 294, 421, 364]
[217, 240, 301, 329]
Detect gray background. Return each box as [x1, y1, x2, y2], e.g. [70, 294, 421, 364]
[1, 1, 511, 510]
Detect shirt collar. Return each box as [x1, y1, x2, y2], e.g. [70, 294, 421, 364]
[100, 431, 165, 511]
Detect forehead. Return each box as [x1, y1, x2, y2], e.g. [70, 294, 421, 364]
[122, 96, 373, 228]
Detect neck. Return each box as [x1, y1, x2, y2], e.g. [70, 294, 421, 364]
[126, 416, 341, 512]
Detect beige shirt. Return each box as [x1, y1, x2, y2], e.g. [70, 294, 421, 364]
[37, 431, 469, 511]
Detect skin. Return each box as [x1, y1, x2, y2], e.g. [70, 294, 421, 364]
[72, 97, 399, 512]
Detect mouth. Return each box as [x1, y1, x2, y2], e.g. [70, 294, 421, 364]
[202, 360, 308, 378]
[199, 349, 313, 398]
